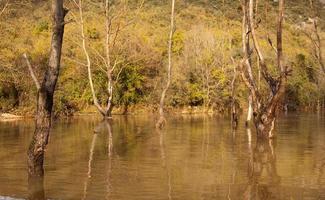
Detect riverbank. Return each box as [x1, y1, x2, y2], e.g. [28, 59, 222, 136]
[2, 104, 323, 121]
[0, 113, 23, 122]
[0, 105, 226, 120]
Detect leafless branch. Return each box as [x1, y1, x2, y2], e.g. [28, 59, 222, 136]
[267, 35, 277, 54]
[63, 56, 87, 67]
[0, 0, 9, 17]
[23, 53, 41, 90]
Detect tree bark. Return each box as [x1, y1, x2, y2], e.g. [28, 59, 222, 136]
[246, 95, 253, 126]
[240, 0, 286, 139]
[27, 0, 67, 177]
[231, 58, 238, 129]
[104, 0, 114, 118]
[76, 0, 117, 119]
[156, 0, 175, 129]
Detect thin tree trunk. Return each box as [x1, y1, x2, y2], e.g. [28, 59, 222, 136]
[313, 21, 325, 74]
[156, 0, 175, 129]
[257, 57, 261, 89]
[27, 0, 67, 177]
[246, 95, 253, 127]
[77, 0, 112, 118]
[231, 58, 238, 129]
[105, 0, 114, 117]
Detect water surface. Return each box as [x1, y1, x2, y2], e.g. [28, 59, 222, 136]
[0, 113, 324, 199]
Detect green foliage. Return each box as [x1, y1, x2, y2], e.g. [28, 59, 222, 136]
[115, 64, 145, 108]
[0, 1, 324, 115]
[0, 84, 19, 112]
[33, 20, 49, 34]
[87, 28, 100, 40]
[286, 54, 319, 110]
[187, 83, 205, 106]
[172, 31, 185, 55]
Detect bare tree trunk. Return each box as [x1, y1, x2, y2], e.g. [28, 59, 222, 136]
[77, 0, 106, 117]
[312, 21, 325, 74]
[156, 0, 175, 129]
[104, 0, 114, 118]
[239, 0, 287, 139]
[231, 58, 238, 129]
[246, 95, 253, 127]
[76, 0, 113, 118]
[26, 0, 67, 177]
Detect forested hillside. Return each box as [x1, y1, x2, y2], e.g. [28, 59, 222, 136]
[0, 0, 324, 116]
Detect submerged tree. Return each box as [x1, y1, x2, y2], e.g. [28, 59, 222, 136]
[230, 57, 239, 129]
[239, 0, 290, 138]
[72, 0, 137, 118]
[24, 0, 68, 176]
[156, 0, 175, 129]
[73, 0, 112, 118]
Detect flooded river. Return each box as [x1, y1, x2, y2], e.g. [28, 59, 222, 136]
[0, 113, 324, 199]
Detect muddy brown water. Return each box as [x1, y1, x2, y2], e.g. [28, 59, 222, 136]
[0, 113, 324, 199]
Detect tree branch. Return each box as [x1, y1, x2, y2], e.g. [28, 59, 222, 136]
[248, 0, 276, 88]
[267, 35, 277, 54]
[0, 0, 9, 17]
[23, 53, 41, 90]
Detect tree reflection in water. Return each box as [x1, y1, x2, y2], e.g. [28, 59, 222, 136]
[105, 120, 113, 200]
[28, 176, 45, 200]
[82, 130, 98, 200]
[244, 128, 281, 199]
[158, 130, 172, 200]
[82, 119, 113, 200]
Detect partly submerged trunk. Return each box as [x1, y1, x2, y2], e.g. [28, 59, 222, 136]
[78, 0, 114, 119]
[27, 0, 67, 177]
[252, 75, 286, 138]
[253, 111, 276, 138]
[156, 0, 175, 129]
[245, 95, 253, 127]
[27, 93, 52, 176]
[240, 0, 286, 139]
[231, 60, 238, 129]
